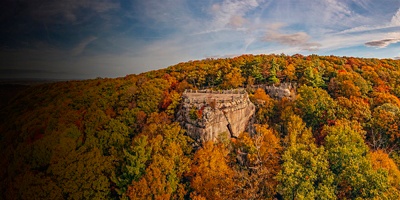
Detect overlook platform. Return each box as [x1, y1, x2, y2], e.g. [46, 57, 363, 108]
[183, 89, 247, 104]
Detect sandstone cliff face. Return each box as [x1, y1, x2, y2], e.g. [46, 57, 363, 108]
[177, 89, 255, 143]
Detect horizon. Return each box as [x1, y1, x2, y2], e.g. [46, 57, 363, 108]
[1, 0, 400, 80]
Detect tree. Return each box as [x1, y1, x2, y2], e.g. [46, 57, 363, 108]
[114, 135, 151, 196]
[369, 103, 400, 151]
[48, 146, 113, 199]
[127, 123, 191, 200]
[301, 66, 325, 88]
[336, 96, 371, 124]
[324, 120, 389, 199]
[250, 88, 275, 123]
[268, 59, 280, 84]
[222, 67, 245, 89]
[98, 119, 130, 156]
[295, 85, 337, 132]
[328, 71, 371, 98]
[370, 150, 400, 199]
[282, 63, 296, 82]
[188, 142, 235, 200]
[136, 78, 169, 114]
[9, 171, 63, 200]
[277, 115, 335, 200]
[234, 124, 282, 199]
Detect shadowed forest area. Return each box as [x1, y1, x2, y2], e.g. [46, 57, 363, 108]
[1, 54, 400, 199]
[0, 84, 29, 108]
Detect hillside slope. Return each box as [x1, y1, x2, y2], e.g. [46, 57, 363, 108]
[1, 54, 400, 199]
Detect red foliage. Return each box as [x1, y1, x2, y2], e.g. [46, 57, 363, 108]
[160, 91, 172, 110]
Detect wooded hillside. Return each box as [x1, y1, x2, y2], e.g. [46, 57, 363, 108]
[1, 54, 400, 199]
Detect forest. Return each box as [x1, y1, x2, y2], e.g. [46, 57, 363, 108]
[1, 54, 400, 199]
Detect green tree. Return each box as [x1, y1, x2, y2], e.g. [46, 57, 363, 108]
[301, 66, 325, 88]
[277, 115, 335, 200]
[295, 85, 337, 132]
[324, 120, 389, 199]
[269, 59, 280, 84]
[114, 135, 151, 196]
[127, 122, 192, 200]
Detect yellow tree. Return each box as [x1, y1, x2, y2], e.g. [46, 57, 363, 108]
[221, 67, 245, 89]
[250, 88, 275, 123]
[370, 150, 400, 199]
[234, 124, 282, 199]
[188, 142, 235, 200]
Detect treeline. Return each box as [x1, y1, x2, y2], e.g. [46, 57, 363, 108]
[1, 54, 400, 199]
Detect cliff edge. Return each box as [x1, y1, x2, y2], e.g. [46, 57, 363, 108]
[177, 89, 255, 143]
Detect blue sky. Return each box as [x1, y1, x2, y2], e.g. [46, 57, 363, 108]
[1, 0, 400, 79]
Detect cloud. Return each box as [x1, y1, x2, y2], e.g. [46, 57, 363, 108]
[390, 8, 400, 26]
[71, 36, 98, 56]
[0, 0, 120, 50]
[365, 38, 400, 48]
[134, 0, 195, 30]
[262, 24, 321, 51]
[228, 15, 247, 28]
[29, 0, 119, 24]
[323, 0, 352, 19]
[364, 32, 400, 48]
[340, 7, 400, 34]
[210, 0, 264, 29]
[264, 31, 309, 46]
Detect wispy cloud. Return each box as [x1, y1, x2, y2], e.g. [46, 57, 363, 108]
[71, 36, 98, 56]
[133, 0, 195, 30]
[390, 8, 400, 26]
[340, 7, 400, 34]
[364, 32, 400, 48]
[31, 0, 119, 24]
[365, 38, 400, 48]
[209, 0, 265, 30]
[262, 24, 321, 51]
[228, 15, 248, 28]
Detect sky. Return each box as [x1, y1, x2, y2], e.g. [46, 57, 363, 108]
[1, 0, 400, 80]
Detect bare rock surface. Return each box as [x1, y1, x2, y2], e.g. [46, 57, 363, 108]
[177, 89, 255, 143]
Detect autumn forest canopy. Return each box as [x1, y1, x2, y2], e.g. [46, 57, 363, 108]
[1, 54, 400, 199]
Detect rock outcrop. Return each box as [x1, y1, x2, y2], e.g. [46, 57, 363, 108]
[265, 82, 296, 99]
[251, 82, 296, 100]
[177, 89, 255, 143]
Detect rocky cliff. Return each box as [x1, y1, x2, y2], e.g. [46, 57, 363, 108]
[177, 89, 255, 143]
